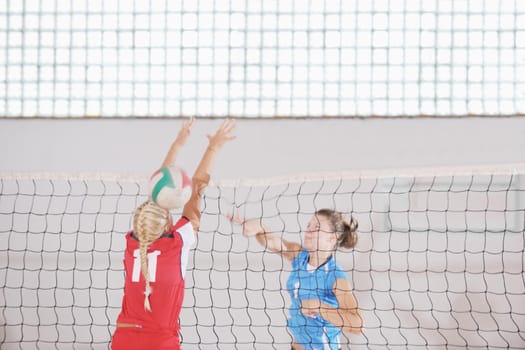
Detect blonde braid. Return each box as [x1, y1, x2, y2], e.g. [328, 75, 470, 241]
[138, 241, 152, 310]
[133, 200, 170, 312]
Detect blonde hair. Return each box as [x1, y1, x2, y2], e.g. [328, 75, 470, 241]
[132, 200, 170, 311]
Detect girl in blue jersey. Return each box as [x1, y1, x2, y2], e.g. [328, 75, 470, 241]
[229, 209, 363, 350]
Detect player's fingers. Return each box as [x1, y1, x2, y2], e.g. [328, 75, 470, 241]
[228, 120, 237, 131]
[186, 116, 195, 128]
[220, 119, 235, 133]
[234, 209, 245, 224]
[226, 210, 243, 223]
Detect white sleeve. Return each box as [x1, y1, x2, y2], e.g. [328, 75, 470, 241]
[177, 220, 195, 279]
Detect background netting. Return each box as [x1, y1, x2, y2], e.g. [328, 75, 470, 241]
[1, 165, 524, 349]
[1, 0, 524, 118]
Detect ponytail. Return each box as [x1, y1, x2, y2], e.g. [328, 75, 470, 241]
[338, 215, 358, 249]
[133, 200, 170, 312]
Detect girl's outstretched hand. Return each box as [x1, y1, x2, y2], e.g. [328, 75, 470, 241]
[207, 119, 236, 150]
[227, 211, 264, 237]
[174, 116, 195, 146]
[161, 116, 195, 167]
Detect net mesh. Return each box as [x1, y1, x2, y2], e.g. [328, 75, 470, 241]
[1, 166, 524, 349]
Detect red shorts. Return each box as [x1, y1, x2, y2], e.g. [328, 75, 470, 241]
[111, 326, 180, 350]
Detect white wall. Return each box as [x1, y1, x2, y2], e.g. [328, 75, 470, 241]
[2, 117, 525, 180]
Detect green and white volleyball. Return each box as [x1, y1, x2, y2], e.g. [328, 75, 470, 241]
[149, 166, 192, 209]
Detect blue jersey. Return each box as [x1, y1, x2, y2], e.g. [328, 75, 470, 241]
[286, 249, 348, 350]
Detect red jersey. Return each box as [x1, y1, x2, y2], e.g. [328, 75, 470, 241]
[112, 217, 194, 350]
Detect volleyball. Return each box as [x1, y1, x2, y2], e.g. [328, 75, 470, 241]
[149, 166, 192, 210]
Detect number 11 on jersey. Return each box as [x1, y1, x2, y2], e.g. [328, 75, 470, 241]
[131, 249, 161, 282]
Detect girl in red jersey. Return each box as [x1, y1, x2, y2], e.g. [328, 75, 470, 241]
[111, 118, 236, 350]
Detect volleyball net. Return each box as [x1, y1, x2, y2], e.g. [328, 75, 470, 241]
[1, 164, 524, 349]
